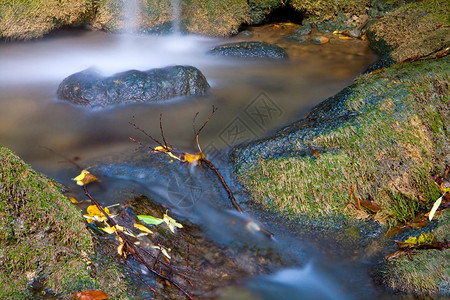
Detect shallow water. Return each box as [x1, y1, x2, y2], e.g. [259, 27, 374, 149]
[0, 25, 389, 298]
[0, 25, 375, 172]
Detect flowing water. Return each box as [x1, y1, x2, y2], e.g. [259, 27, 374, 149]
[0, 24, 405, 299]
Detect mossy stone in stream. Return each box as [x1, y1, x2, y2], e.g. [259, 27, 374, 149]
[377, 210, 450, 294]
[231, 56, 449, 227]
[57, 65, 210, 108]
[368, 0, 450, 63]
[209, 41, 288, 59]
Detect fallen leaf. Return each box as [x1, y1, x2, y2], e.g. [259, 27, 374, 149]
[72, 290, 108, 300]
[73, 170, 98, 186]
[179, 152, 205, 165]
[339, 36, 352, 40]
[84, 205, 110, 223]
[152, 244, 172, 260]
[137, 215, 164, 226]
[68, 196, 80, 204]
[429, 193, 445, 221]
[134, 223, 153, 234]
[163, 211, 183, 233]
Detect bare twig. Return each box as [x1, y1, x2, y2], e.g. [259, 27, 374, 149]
[41, 146, 83, 170]
[200, 158, 243, 213]
[129, 116, 166, 149]
[83, 185, 194, 300]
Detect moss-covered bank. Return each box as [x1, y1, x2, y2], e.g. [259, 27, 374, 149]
[0, 0, 94, 40]
[233, 56, 449, 227]
[0, 0, 403, 39]
[379, 210, 450, 294]
[0, 147, 128, 298]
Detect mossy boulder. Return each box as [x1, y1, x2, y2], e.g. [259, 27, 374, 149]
[0, 0, 94, 40]
[378, 210, 450, 294]
[231, 56, 449, 227]
[208, 41, 288, 59]
[368, 0, 450, 63]
[57, 66, 210, 108]
[0, 147, 128, 298]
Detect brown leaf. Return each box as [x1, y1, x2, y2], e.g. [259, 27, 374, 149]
[72, 291, 108, 300]
[307, 143, 320, 159]
[359, 199, 382, 213]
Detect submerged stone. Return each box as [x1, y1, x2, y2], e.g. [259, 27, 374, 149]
[284, 21, 312, 43]
[208, 41, 288, 59]
[57, 65, 210, 108]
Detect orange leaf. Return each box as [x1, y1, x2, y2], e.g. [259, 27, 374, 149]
[73, 170, 98, 186]
[72, 290, 108, 300]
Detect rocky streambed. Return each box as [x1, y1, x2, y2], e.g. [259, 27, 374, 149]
[1, 0, 449, 298]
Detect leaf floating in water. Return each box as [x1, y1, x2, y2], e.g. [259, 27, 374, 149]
[163, 211, 183, 233]
[152, 244, 172, 260]
[428, 193, 445, 221]
[137, 215, 164, 226]
[72, 290, 108, 300]
[134, 223, 153, 234]
[68, 196, 80, 204]
[72, 170, 98, 186]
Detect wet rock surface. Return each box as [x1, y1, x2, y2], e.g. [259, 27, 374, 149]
[111, 195, 283, 299]
[208, 41, 288, 59]
[283, 21, 311, 43]
[57, 65, 210, 108]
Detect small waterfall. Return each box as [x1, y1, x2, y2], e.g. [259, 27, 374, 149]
[123, 0, 138, 34]
[172, 0, 181, 34]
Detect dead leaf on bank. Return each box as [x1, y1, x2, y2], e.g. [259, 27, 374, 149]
[72, 290, 108, 300]
[428, 192, 446, 221]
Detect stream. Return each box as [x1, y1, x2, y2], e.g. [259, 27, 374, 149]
[0, 25, 411, 299]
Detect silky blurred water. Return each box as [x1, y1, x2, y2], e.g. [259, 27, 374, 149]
[0, 26, 384, 298]
[0, 25, 375, 173]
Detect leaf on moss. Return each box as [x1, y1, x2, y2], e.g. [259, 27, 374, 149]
[72, 290, 108, 300]
[428, 193, 444, 221]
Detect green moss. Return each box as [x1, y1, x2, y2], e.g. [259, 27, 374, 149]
[0, 147, 128, 298]
[0, 0, 94, 40]
[237, 56, 449, 226]
[369, 0, 450, 62]
[381, 210, 450, 294]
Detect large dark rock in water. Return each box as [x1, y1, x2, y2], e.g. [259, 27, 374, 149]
[57, 65, 210, 107]
[208, 41, 288, 59]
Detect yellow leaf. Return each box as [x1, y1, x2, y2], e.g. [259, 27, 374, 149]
[85, 205, 110, 223]
[417, 232, 434, 245]
[404, 236, 417, 244]
[339, 36, 352, 40]
[333, 30, 342, 34]
[181, 152, 205, 165]
[152, 245, 171, 260]
[68, 196, 79, 204]
[441, 183, 450, 193]
[101, 226, 117, 234]
[73, 170, 98, 186]
[163, 211, 183, 233]
[428, 193, 445, 221]
[134, 223, 153, 234]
